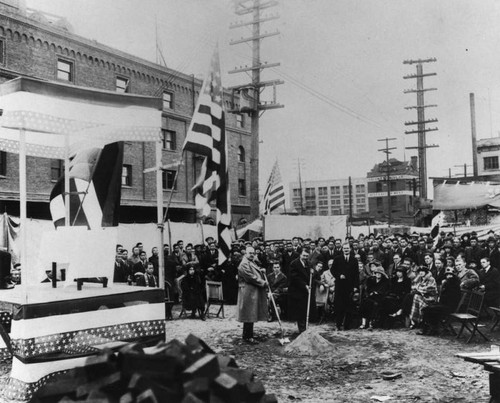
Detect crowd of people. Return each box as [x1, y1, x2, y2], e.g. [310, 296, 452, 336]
[113, 230, 500, 341]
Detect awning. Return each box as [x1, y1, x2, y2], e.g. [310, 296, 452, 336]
[0, 77, 162, 158]
[433, 181, 500, 210]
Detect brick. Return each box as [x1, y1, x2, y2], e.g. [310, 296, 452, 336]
[182, 354, 220, 382]
[212, 373, 239, 402]
[260, 394, 278, 403]
[119, 392, 134, 403]
[181, 393, 205, 403]
[245, 381, 266, 401]
[217, 355, 238, 369]
[76, 372, 121, 398]
[183, 377, 210, 401]
[223, 368, 254, 386]
[185, 334, 215, 354]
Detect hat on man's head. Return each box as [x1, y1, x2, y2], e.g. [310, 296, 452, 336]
[444, 267, 455, 275]
[371, 266, 387, 277]
[417, 265, 429, 273]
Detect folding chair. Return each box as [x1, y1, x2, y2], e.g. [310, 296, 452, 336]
[205, 281, 224, 318]
[490, 306, 500, 331]
[315, 285, 329, 324]
[449, 289, 489, 343]
[443, 290, 470, 335]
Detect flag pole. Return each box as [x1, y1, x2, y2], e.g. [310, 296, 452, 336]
[162, 150, 186, 226]
[155, 139, 165, 289]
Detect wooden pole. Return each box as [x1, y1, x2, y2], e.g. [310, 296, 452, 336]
[64, 133, 70, 227]
[19, 129, 27, 304]
[155, 140, 165, 289]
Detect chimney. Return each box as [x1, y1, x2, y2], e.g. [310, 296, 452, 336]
[410, 156, 418, 171]
[470, 93, 478, 177]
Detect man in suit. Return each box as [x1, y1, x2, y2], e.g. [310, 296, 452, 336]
[136, 262, 158, 287]
[465, 236, 486, 267]
[331, 243, 359, 330]
[288, 250, 315, 333]
[281, 242, 299, 278]
[399, 238, 415, 263]
[267, 261, 288, 320]
[237, 246, 268, 343]
[321, 239, 337, 268]
[0, 248, 13, 290]
[478, 257, 500, 307]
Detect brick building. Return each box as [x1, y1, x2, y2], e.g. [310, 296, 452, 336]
[367, 157, 419, 222]
[0, 1, 254, 224]
[289, 178, 368, 216]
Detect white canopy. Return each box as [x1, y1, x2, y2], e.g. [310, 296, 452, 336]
[0, 77, 162, 157]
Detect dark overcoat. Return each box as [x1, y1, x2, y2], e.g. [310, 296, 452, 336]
[287, 258, 316, 322]
[237, 256, 268, 323]
[331, 254, 359, 309]
[181, 274, 205, 311]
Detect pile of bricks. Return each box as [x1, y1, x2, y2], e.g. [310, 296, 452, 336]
[33, 334, 277, 403]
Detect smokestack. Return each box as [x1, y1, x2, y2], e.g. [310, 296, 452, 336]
[470, 93, 478, 177]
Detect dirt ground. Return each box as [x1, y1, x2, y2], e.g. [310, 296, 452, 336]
[0, 304, 498, 402]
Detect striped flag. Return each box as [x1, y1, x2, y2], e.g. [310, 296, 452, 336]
[431, 210, 446, 247]
[261, 160, 285, 214]
[49, 142, 124, 228]
[183, 46, 232, 265]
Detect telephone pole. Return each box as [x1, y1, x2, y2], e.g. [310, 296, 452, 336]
[403, 58, 439, 200]
[229, 0, 284, 219]
[378, 138, 397, 226]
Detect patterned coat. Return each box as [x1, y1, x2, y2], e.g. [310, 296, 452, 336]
[237, 256, 268, 323]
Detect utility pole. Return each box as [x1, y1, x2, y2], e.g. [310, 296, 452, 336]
[403, 58, 439, 200]
[295, 158, 305, 215]
[229, 0, 284, 219]
[348, 176, 353, 235]
[378, 138, 397, 226]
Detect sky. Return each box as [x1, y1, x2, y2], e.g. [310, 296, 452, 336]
[25, 0, 500, 198]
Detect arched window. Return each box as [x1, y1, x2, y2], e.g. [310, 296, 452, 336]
[238, 146, 245, 163]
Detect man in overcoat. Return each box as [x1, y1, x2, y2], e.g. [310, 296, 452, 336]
[237, 246, 268, 343]
[288, 249, 316, 333]
[331, 242, 359, 330]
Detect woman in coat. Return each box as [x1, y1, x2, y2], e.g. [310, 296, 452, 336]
[237, 247, 268, 343]
[379, 265, 412, 328]
[420, 267, 461, 335]
[181, 267, 205, 320]
[359, 265, 390, 329]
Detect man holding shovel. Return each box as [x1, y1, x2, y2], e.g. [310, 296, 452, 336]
[288, 249, 317, 334]
[237, 246, 268, 344]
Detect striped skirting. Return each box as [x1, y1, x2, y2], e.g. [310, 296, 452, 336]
[0, 285, 166, 401]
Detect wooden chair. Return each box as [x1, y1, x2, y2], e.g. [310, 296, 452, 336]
[490, 306, 500, 331]
[443, 290, 470, 335]
[205, 281, 224, 319]
[449, 289, 489, 343]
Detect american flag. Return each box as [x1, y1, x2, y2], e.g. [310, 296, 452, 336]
[183, 46, 232, 265]
[49, 142, 124, 229]
[261, 160, 286, 215]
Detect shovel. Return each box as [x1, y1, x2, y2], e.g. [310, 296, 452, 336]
[263, 272, 290, 345]
[306, 267, 313, 330]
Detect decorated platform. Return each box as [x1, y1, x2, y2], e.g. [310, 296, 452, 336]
[0, 283, 166, 400]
